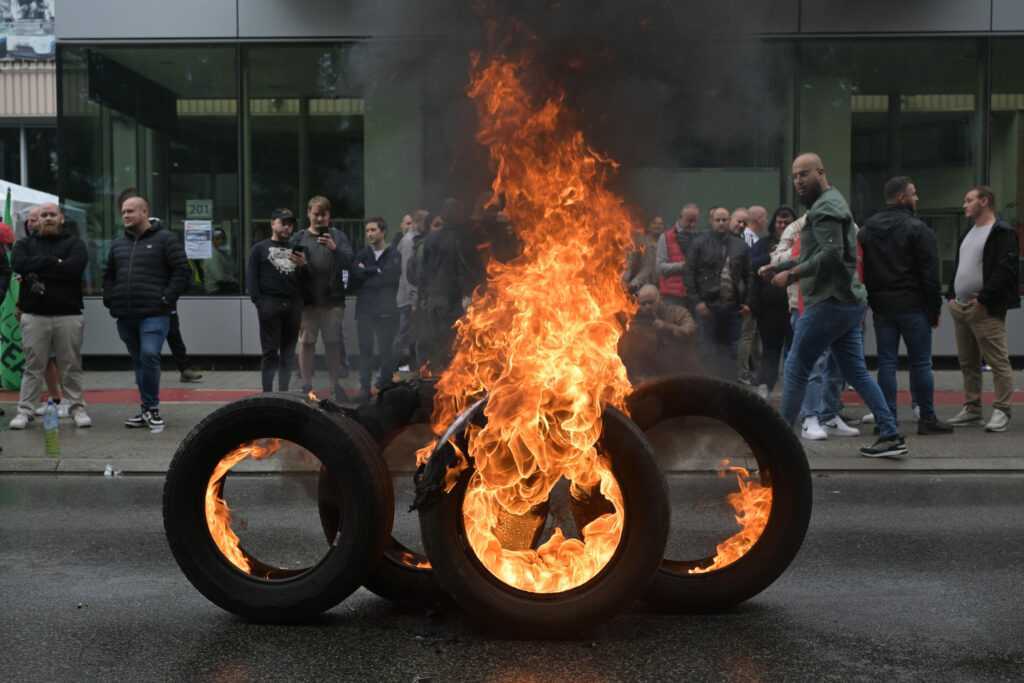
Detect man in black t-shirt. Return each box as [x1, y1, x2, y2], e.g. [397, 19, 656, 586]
[246, 208, 311, 392]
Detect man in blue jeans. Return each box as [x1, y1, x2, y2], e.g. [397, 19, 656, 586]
[760, 153, 905, 458]
[859, 176, 952, 436]
[102, 197, 190, 429]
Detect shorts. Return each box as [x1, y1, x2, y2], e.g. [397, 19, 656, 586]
[299, 305, 344, 344]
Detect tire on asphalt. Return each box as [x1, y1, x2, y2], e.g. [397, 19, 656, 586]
[317, 420, 444, 607]
[163, 392, 393, 622]
[627, 374, 812, 613]
[416, 403, 670, 638]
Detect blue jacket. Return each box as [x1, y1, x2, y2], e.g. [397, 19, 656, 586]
[349, 243, 400, 319]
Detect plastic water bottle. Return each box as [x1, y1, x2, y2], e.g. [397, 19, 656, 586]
[43, 399, 60, 458]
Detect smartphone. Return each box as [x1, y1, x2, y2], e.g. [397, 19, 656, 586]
[291, 246, 303, 254]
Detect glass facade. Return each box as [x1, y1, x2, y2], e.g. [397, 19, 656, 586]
[57, 37, 1024, 296]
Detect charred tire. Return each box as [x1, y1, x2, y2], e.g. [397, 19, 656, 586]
[417, 404, 670, 638]
[627, 374, 812, 613]
[163, 393, 393, 622]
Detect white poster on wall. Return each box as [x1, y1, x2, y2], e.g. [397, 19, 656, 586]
[184, 220, 213, 260]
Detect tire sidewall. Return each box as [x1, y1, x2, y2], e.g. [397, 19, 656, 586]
[163, 393, 392, 622]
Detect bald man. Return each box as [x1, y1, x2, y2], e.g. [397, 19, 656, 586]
[760, 153, 903, 458]
[8, 203, 91, 429]
[618, 285, 701, 382]
[747, 205, 768, 243]
[103, 196, 190, 430]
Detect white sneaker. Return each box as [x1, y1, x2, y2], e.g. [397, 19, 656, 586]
[801, 416, 827, 441]
[985, 409, 1010, 433]
[73, 411, 92, 428]
[757, 384, 769, 400]
[9, 413, 31, 429]
[821, 415, 860, 437]
[861, 412, 875, 424]
[35, 401, 69, 417]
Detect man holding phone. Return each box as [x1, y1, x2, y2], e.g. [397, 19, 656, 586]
[289, 196, 354, 400]
[247, 208, 311, 393]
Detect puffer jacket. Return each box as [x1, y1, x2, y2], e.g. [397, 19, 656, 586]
[102, 219, 190, 318]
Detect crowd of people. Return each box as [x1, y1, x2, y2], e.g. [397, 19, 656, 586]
[622, 152, 1019, 457]
[2, 153, 1019, 459]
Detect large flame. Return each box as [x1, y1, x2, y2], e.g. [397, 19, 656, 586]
[205, 438, 283, 573]
[420, 51, 637, 593]
[689, 459, 773, 574]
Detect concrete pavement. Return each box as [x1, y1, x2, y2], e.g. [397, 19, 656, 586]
[2, 368, 1023, 473]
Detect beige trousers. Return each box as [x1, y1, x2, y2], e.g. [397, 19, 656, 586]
[948, 301, 1014, 414]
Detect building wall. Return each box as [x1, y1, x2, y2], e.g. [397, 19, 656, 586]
[52, 0, 1024, 358]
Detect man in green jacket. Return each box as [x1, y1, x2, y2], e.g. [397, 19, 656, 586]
[760, 153, 904, 458]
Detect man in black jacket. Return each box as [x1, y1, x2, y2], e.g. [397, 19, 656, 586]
[246, 208, 310, 393]
[8, 203, 91, 430]
[945, 186, 1020, 433]
[349, 217, 400, 402]
[683, 206, 753, 382]
[102, 196, 190, 429]
[859, 177, 952, 436]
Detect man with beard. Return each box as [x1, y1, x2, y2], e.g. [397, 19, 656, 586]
[683, 206, 752, 382]
[247, 208, 310, 393]
[858, 176, 951, 436]
[656, 203, 700, 309]
[8, 203, 91, 429]
[760, 153, 904, 458]
[945, 186, 1020, 433]
[350, 217, 400, 402]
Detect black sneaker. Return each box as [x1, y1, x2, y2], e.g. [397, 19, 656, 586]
[917, 418, 953, 435]
[125, 411, 147, 428]
[143, 408, 165, 428]
[333, 384, 346, 402]
[300, 384, 314, 397]
[859, 435, 907, 458]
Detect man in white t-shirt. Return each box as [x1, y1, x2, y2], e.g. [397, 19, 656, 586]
[946, 186, 1020, 432]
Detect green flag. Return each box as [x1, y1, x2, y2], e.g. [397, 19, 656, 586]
[1, 188, 24, 390]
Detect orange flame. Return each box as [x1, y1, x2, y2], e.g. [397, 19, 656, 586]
[205, 439, 283, 573]
[419, 51, 637, 593]
[399, 551, 432, 569]
[689, 459, 773, 574]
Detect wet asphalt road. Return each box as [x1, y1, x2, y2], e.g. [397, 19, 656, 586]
[1, 472, 1022, 681]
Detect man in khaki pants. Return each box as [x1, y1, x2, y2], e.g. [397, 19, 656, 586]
[8, 203, 91, 429]
[946, 186, 1020, 432]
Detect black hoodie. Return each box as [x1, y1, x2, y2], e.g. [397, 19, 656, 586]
[857, 204, 941, 322]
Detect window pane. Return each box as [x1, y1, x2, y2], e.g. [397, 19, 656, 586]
[26, 127, 58, 195]
[243, 45, 365, 258]
[0, 126, 21, 183]
[799, 39, 983, 282]
[59, 45, 239, 295]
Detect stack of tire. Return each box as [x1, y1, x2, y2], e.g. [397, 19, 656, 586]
[163, 375, 812, 637]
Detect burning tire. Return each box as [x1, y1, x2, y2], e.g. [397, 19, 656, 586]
[163, 393, 393, 622]
[626, 374, 812, 613]
[415, 402, 669, 638]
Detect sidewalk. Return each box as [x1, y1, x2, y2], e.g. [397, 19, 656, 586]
[2, 369, 1023, 474]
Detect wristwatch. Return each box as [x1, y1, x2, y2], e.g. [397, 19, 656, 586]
[787, 270, 798, 284]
